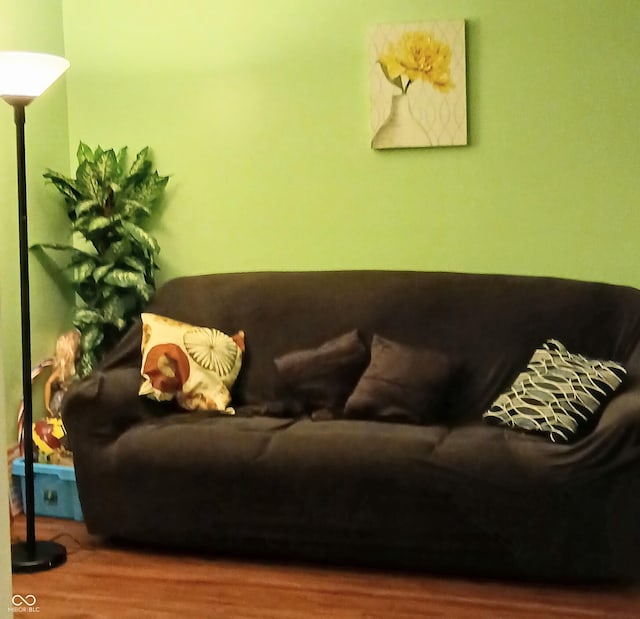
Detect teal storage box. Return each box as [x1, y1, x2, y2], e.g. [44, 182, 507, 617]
[12, 458, 83, 521]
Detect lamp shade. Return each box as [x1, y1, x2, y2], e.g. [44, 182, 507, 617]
[0, 51, 69, 99]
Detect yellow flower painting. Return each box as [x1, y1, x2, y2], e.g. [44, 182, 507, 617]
[379, 31, 454, 94]
[370, 21, 467, 149]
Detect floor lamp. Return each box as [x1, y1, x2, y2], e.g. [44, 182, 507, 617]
[0, 51, 70, 573]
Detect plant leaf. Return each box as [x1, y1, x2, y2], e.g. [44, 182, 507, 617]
[80, 324, 104, 354]
[103, 268, 147, 289]
[122, 221, 160, 255]
[94, 146, 104, 163]
[128, 147, 151, 178]
[138, 282, 154, 302]
[43, 169, 82, 203]
[77, 352, 95, 378]
[116, 147, 128, 176]
[72, 307, 103, 327]
[101, 294, 127, 329]
[74, 199, 99, 218]
[95, 149, 119, 185]
[103, 238, 131, 262]
[87, 216, 112, 233]
[77, 142, 94, 165]
[121, 199, 152, 219]
[69, 259, 96, 284]
[30, 243, 96, 260]
[92, 263, 114, 282]
[122, 256, 147, 272]
[71, 215, 92, 234]
[132, 172, 169, 207]
[76, 160, 104, 203]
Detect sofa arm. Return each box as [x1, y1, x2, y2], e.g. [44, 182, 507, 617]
[597, 381, 640, 440]
[598, 337, 640, 432]
[587, 343, 640, 464]
[595, 333, 640, 424]
[62, 366, 166, 450]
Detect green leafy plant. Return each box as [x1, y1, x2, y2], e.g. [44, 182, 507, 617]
[33, 142, 169, 377]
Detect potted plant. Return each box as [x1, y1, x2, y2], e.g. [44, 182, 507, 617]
[33, 142, 169, 377]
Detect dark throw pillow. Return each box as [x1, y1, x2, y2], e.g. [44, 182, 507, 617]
[483, 339, 626, 443]
[344, 335, 459, 424]
[274, 330, 368, 414]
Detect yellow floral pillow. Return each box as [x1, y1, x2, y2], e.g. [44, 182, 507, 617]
[138, 313, 245, 413]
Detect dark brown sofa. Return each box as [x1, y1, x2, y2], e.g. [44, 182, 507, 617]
[62, 271, 640, 581]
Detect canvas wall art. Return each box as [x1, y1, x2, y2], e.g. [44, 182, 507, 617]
[369, 20, 467, 150]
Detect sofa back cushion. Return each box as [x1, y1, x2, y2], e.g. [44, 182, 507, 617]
[344, 335, 460, 424]
[274, 330, 369, 415]
[109, 271, 640, 423]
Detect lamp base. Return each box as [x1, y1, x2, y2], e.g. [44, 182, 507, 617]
[11, 540, 67, 573]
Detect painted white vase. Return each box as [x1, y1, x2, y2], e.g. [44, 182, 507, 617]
[372, 93, 430, 149]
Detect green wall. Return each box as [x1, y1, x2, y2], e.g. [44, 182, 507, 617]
[62, 0, 639, 286]
[2, 0, 638, 436]
[0, 0, 70, 440]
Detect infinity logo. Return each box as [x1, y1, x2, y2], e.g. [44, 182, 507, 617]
[12, 594, 37, 607]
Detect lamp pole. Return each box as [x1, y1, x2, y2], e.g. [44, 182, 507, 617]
[6, 96, 67, 572]
[15, 98, 36, 552]
[0, 51, 70, 573]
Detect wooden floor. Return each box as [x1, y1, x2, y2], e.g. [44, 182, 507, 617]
[10, 516, 640, 618]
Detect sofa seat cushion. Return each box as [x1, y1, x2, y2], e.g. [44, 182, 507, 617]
[110, 414, 457, 541]
[104, 414, 600, 576]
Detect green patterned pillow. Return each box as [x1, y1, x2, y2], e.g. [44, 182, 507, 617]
[483, 339, 626, 443]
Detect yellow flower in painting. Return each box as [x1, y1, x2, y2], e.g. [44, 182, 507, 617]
[378, 31, 454, 94]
